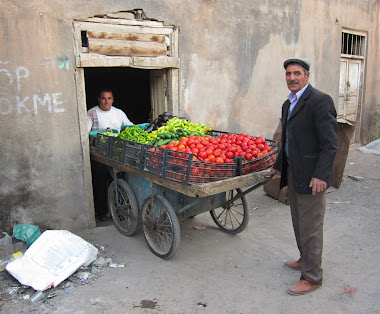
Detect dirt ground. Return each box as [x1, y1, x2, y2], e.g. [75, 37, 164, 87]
[1, 144, 379, 314]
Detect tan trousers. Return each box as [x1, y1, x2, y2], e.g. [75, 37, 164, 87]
[287, 166, 326, 285]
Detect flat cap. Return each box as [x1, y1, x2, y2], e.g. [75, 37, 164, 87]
[283, 57, 310, 71]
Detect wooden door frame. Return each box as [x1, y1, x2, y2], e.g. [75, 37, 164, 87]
[72, 17, 180, 225]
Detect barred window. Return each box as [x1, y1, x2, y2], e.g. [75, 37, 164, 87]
[341, 32, 366, 57]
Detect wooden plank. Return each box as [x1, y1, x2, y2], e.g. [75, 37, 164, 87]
[78, 54, 179, 69]
[132, 56, 179, 69]
[87, 30, 165, 43]
[88, 38, 167, 57]
[106, 12, 135, 20]
[79, 17, 168, 28]
[75, 21, 174, 35]
[79, 54, 131, 67]
[90, 151, 270, 197]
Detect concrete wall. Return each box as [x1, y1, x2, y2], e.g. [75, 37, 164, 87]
[0, 0, 378, 232]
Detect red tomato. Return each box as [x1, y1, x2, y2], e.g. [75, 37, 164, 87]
[191, 148, 199, 154]
[255, 136, 265, 144]
[206, 148, 214, 156]
[215, 157, 224, 163]
[208, 155, 216, 162]
[214, 150, 221, 157]
[198, 151, 207, 159]
[226, 151, 234, 159]
[246, 153, 253, 160]
[201, 139, 208, 146]
[257, 143, 265, 150]
[196, 143, 204, 149]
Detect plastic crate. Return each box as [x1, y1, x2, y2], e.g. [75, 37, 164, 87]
[108, 137, 125, 162]
[238, 140, 279, 175]
[95, 133, 145, 169]
[122, 140, 145, 170]
[95, 133, 111, 157]
[188, 157, 237, 183]
[143, 145, 238, 184]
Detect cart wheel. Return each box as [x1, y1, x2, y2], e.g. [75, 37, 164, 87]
[108, 179, 139, 236]
[141, 194, 180, 260]
[210, 188, 249, 234]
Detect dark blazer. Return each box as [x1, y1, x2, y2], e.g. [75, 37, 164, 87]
[273, 84, 338, 194]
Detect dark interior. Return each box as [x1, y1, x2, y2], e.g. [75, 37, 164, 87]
[84, 67, 151, 124]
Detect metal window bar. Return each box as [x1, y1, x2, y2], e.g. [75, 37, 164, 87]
[342, 32, 365, 57]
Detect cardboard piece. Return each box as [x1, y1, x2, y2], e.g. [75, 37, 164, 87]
[333, 119, 355, 188]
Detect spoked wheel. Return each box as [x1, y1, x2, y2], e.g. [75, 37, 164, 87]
[141, 194, 180, 259]
[210, 188, 249, 234]
[108, 179, 139, 236]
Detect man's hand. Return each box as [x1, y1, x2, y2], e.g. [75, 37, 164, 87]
[269, 168, 281, 178]
[309, 177, 327, 196]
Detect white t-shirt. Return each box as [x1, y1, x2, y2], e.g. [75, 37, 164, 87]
[87, 106, 133, 132]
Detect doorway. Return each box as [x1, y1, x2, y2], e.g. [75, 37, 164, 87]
[84, 67, 151, 123]
[73, 14, 180, 227]
[338, 29, 367, 142]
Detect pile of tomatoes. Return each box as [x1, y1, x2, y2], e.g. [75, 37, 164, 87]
[159, 132, 272, 164]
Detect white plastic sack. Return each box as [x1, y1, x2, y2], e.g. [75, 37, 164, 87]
[357, 139, 380, 155]
[6, 230, 98, 291]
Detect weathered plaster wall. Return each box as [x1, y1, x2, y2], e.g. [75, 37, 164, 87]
[0, 3, 93, 233]
[0, 0, 378, 232]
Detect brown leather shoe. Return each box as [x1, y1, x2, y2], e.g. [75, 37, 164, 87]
[284, 259, 301, 270]
[288, 279, 322, 295]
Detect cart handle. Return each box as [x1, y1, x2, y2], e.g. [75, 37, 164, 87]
[222, 176, 273, 207]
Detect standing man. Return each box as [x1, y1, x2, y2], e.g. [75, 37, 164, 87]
[270, 57, 337, 295]
[88, 88, 133, 221]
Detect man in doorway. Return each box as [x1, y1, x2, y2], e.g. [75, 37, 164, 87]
[87, 88, 133, 221]
[270, 57, 337, 295]
[87, 88, 133, 132]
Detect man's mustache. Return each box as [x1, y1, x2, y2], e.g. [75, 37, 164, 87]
[288, 80, 299, 85]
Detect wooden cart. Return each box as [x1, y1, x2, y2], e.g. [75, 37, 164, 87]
[91, 151, 273, 259]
